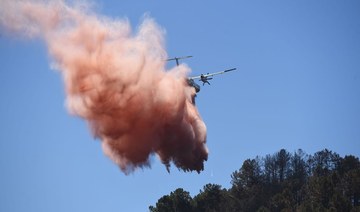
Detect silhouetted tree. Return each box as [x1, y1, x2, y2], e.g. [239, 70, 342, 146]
[150, 149, 360, 212]
[193, 184, 228, 212]
[309, 149, 340, 176]
[150, 188, 194, 212]
[275, 149, 291, 182]
[150, 195, 173, 212]
[288, 149, 308, 206]
[264, 154, 278, 184]
[230, 158, 265, 211]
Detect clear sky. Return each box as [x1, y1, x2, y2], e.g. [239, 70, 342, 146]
[1, 1, 360, 211]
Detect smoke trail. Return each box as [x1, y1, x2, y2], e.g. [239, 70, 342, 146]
[0, 0, 208, 173]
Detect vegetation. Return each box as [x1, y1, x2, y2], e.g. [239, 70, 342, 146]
[149, 149, 360, 212]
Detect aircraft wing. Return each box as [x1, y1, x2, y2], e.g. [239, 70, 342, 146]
[166, 55, 193, 62]
[189, 68, 236, 80]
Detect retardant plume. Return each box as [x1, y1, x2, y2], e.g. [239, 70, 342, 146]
[0, 0, 208, 173]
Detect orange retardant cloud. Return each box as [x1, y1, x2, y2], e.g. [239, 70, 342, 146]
[0, 0, 208, 173]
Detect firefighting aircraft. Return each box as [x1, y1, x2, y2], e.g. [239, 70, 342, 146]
[167, 56, 236, 93]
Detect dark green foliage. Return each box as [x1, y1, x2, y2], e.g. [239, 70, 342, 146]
[150, 149, 360, 212]
[193, 184, 229, 212]
[149, 188, 194, 212]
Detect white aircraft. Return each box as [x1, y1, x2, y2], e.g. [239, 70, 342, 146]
[167, 56, 236, 93]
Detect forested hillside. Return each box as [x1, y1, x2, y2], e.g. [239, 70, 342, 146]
[149, 149, 360, 212]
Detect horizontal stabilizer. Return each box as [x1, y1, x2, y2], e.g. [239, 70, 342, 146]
[166, 55, 193, 61]
[166, 56, 193, 66]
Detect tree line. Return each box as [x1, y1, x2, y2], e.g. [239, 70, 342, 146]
[149, 149, 360, 212]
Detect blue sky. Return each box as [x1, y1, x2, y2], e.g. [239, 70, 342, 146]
[1, 1, 360, 211]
